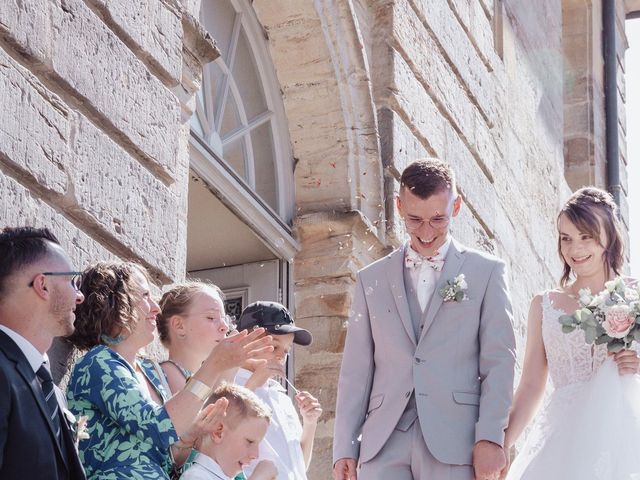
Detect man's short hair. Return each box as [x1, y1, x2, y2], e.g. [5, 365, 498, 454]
[206, 383, 271, 428]
[0, 227, 60, 297]
[399, 158, 457, 199]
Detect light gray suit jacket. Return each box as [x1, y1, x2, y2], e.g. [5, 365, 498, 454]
[333, 239, 516, 466]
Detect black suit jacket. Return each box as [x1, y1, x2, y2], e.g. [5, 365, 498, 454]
[0, 330, 86, 479]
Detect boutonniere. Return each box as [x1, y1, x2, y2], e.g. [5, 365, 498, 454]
[439, 274, 468, 302]
[66, 410, 89, 448]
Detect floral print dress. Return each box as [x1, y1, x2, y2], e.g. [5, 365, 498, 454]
[67, 345, 178, 480]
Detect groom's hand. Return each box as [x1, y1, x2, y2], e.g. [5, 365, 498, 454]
[333, 458, 357, 480]
[473, 440, 505, 480]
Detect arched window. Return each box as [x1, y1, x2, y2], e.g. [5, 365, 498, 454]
[191, 0, 293, 223]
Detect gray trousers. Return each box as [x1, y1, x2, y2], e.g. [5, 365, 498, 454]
[359, 421, 474, 480]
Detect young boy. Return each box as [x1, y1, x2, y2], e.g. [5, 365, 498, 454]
[234, 301, 322, 480]
[181, 384, 277, 480]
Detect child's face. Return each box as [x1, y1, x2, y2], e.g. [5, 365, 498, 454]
[181, 290, 228, 355]
[271, 333, 295, 366]
[214, 416, 269, 477]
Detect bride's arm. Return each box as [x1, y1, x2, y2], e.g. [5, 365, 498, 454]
[503, 294, 549, 450]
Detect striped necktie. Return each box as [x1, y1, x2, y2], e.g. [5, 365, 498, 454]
[37, 364, 62, 443]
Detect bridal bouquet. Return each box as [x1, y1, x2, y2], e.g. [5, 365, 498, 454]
[558, 277, 640, 353]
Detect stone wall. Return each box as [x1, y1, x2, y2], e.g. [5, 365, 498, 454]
[0, 0, 216, 378]
[254, 0, 576, 477]
[563, 0, 631, 254]
[0, 1, 631, 479]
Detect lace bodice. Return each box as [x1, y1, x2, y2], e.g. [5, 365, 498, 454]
[541, 291, 609, 389]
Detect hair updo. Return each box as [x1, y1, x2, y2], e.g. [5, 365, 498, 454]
[156, 281, 225, 347]
[557, 187, 624, 286]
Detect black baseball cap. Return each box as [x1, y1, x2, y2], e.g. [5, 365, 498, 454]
[237, 301, 312, 346]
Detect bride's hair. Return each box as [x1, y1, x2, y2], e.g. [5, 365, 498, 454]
[557, 187, 624, 286]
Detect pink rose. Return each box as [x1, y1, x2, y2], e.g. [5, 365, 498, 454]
[603, 305, 636, 339]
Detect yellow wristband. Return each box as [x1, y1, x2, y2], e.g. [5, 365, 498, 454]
[185, 378, 213, 402]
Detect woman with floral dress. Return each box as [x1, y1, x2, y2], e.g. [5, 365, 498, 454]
[66, 261, 273, 480]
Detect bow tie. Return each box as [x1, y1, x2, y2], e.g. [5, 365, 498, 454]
[405, 250, 444, 271]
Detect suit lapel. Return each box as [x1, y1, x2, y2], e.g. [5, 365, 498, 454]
[419, 239, 466, 343]
[0, 331, 69, 469]
[386, 247, 417, 346]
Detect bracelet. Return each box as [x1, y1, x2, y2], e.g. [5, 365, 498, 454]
[185, 377, 213, 402]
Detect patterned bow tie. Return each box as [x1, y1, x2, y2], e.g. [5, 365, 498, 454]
[404, 249, 444, 271]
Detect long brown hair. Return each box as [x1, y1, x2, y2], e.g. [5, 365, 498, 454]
[557, 187, 624, 286]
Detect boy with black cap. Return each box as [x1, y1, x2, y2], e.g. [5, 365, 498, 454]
[234, 301, 322, 480]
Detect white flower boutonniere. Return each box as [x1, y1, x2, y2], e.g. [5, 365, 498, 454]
[71, 413, 90, 448]
[439, 274, 468, 303]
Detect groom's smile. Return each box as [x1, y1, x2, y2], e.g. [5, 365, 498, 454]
[397, 187, 462, 258]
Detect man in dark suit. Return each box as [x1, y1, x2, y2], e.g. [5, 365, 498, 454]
[0, 226, 86, 479]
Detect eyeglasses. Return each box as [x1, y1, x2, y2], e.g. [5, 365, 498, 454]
[29, 271, 83, 291]
[404, 214, 451, 231]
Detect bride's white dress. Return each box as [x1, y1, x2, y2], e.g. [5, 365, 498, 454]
[507, 291, 640, 479]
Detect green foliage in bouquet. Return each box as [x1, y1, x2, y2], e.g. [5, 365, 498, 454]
[558, 277, 640, 353]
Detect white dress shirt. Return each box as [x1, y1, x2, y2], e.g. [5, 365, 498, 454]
[235, 368, 307, 480]
[181, 452, 231, 480]
[0, 324, 47, 372]
[406, 236, 451, 311]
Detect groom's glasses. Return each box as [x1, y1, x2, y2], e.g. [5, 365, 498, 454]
[404, 214, 451, 231]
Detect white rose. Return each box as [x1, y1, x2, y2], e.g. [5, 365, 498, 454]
[578, 288, 592, 306]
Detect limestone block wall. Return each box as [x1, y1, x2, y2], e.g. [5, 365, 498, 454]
[563, 0, 631, 252]
[0, 0, 216, 378]
[255, 1, 577, 477]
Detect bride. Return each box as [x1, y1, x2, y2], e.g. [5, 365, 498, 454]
[503, 187, 640, 480]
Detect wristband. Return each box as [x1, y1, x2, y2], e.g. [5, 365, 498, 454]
[185, 378, 213, 402]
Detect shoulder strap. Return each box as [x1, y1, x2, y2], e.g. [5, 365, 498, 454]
[160, 359, 192, 381]
[149, 359, 173, 398]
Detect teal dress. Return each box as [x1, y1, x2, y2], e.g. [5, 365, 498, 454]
[67, 345, 178, 480]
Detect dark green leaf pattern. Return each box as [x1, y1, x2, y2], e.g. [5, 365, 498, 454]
[67, 346, 178, 479]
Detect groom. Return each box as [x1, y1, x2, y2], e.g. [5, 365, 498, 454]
[333, 159, 516, 480]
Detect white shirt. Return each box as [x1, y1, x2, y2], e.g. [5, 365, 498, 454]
[406, 236, 451, 311]
[0, 324, 46, 372]
[181, 452, 231, 480]
[235, 368, 307, 480]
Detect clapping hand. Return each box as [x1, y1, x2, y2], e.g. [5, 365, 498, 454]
[207, 328, 274, 371]
[245, 359, 285, 391]
[180, 397, 229, 446]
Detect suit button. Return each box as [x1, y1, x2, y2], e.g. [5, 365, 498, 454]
[415, 357, 422, 364]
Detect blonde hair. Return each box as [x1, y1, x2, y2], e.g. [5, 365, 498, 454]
[206, 383, 271, 427]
